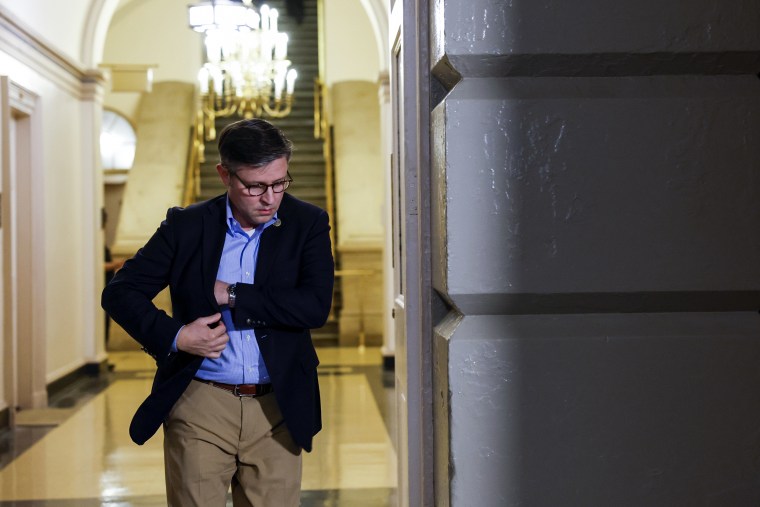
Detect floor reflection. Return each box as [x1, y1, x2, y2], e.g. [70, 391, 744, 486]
[0, 347, 396, 506]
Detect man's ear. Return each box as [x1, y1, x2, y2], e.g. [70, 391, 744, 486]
[216, 164, 230, 187]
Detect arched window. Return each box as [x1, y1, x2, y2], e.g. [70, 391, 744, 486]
[101, 110, 136, 182]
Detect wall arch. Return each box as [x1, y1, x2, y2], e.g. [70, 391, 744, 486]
[81, 0, 122, 67]
[83, 0, 388, 73]
[358, 0, 389, 74]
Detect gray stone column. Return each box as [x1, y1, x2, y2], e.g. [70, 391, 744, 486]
[430, 1, 760, 505]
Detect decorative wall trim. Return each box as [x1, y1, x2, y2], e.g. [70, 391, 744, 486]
[358, 0, 389, 71]
[2, 77, 49, 410]
[81, 0, 121, 67]
[7, 80, 36, 114]
[0, 5, 102, 98]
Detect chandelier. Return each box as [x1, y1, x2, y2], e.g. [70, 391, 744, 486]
[188, 0, 297, 139]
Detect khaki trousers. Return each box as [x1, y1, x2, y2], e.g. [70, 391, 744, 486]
[163, 379, 302, 507]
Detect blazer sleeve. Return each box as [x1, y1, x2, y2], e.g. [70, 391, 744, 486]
[233, 209, 334, 330]
[101, 208, 184, 360]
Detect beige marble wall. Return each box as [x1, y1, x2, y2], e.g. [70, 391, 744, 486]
[331, 80, 384, 345]
[111, 81, 195, 256]
[337, 245, 384, 346]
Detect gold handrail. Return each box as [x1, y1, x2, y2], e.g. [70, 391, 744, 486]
[314, 79, 322, 140]
[182, 110, 205, 207]
[314, 79, 328, 141]
[314, 78, 336, 260]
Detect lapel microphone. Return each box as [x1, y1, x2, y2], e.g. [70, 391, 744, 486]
[274, 219, 282, 227]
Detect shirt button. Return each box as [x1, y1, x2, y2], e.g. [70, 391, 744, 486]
[246, 335, 251, 341]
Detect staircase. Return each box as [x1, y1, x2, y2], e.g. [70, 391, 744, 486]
[196, 0, 338, 345]
[197, 0, 324, 208]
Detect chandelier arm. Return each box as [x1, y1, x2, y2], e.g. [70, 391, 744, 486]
[261, 96, 293, 118]
[239, 96, 264, 119]
[205, 96, 238, 118]
[203, 108, 216, 141]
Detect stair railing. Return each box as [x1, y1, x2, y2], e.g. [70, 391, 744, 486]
[314, 78, 336, 258]
[182, 110, 205, 207]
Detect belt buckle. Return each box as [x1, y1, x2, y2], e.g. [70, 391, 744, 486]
[233, 384, 242, 397]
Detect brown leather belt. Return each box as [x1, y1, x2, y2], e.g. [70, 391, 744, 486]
[194, 378, 273, 397]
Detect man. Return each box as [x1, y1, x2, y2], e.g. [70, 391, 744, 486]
[102, 118, 334, 506]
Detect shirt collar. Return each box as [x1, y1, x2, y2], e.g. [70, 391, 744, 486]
[225, 195, 278, 235]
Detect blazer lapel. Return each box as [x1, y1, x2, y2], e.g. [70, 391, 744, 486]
[256, 219, 284, 285]
[256, 196, 292, 285]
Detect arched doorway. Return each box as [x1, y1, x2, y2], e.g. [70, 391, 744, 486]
[84, 0, 402, 501]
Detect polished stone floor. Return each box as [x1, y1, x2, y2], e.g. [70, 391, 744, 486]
[0, 345, 397, 506]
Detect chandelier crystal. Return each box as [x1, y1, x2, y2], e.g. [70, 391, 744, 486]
[188, 0, 297, 139]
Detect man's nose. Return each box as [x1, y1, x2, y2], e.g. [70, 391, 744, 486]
[260, 186, 275, 202]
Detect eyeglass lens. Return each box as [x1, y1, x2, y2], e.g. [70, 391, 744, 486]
[243, 179, 291, 196]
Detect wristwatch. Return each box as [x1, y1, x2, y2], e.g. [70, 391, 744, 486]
[226, 283, 237, 308]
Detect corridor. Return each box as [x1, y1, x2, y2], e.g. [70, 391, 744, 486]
[0, 345, 397, 506]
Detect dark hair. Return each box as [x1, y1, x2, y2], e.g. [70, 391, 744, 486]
[217, 118, 293, 170]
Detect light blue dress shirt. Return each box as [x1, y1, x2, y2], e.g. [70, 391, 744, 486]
[194, 197, 277, 384]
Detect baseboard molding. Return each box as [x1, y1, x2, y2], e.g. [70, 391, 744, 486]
[0, 406, 9, 431]
[47, 359, 108, 399]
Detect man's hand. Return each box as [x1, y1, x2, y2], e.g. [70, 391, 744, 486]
[214, 280, 231, 306]
[176, 313, 229, 359]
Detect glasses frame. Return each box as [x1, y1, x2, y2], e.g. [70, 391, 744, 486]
[228, 169, 293, 197]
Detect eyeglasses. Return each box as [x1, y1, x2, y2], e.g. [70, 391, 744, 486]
[231, 172, 293, 196]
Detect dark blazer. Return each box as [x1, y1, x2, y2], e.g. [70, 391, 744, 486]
[101, 193, 334, 452]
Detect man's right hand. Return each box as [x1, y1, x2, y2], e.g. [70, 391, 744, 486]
[176, 313, 229, 359]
